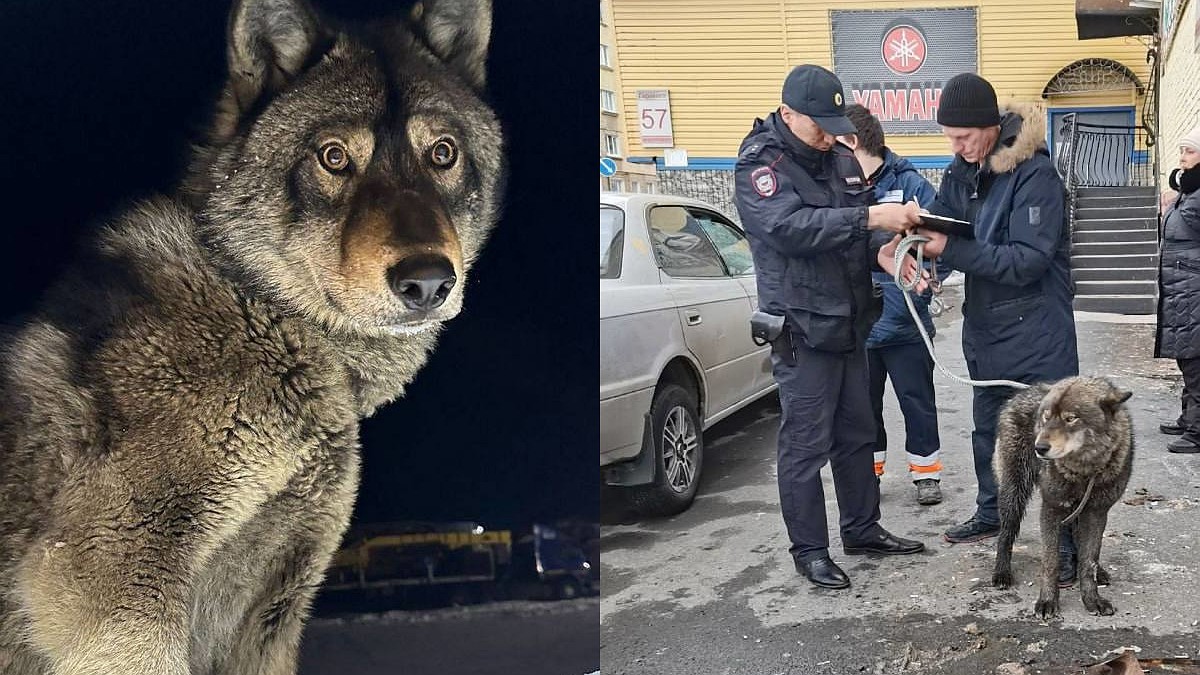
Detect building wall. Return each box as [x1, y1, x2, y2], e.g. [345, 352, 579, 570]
[600, 0, 658, 193]
[611, 0, 1151, 166]
[1160, 0, 1200, 185]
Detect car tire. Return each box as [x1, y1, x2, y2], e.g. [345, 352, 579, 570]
[631, 383, 703, 517]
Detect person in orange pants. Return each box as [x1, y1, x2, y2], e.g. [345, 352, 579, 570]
[839, 104, 943, 505]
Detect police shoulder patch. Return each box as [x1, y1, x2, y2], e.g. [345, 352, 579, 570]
[751, 166, 777, 197]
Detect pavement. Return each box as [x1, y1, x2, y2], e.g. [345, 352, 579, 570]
[299, 598, 600, 675]
[600, 285, 1200, 675]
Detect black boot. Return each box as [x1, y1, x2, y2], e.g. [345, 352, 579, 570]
[1161, 419, 1187, 435]
[1168, 433, 1200, 453]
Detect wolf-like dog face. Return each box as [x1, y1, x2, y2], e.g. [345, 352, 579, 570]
[189, 0, 503, 337]
[1032, 379, 1132, 460]
[0, 1, 505, 670]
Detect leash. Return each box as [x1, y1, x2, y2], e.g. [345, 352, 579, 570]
[891, 233, 1031, 391]
[893, 234, 1097, 522]
[1060, 477, 1096, 526]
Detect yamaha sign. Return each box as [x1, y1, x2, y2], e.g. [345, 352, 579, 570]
[831, 8, 978, 134]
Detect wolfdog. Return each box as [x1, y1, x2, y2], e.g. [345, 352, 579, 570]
[0, 0, 503, 672]
[991, 377, 1133, 620]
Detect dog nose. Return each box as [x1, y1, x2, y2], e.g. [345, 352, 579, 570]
[387, 254, 456, 311]
[1034, 443, 1051, 457]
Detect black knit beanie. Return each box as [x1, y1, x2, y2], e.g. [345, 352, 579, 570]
[937, 73, 1001, 128]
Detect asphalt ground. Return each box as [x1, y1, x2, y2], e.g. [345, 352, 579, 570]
[601, 286, 1200, 674]
[300, 598, 600, 675]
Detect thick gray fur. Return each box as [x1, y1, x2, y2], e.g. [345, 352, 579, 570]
[991, 376, 1134, 621]
[0, 0, 502, 672]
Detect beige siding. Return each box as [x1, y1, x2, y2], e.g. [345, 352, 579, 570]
[1161, 0, 1200, 185]
[611, 0, 1151, 160]
[601, 0, 657, 191]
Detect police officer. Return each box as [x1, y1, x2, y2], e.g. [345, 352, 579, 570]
[734, 64, 927, 590]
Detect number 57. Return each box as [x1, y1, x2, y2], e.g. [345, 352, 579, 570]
[641, 108, 667, 129]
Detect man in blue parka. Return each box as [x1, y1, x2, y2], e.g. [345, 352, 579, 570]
[840, 104, 944, 507]
[914, 74, 1080, 580]
[734, 64, 928, 591]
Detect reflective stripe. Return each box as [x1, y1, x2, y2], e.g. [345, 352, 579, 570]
[909, 461, 943, 474]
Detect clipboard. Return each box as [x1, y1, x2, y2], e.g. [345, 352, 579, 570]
[918, 213, 974, 239]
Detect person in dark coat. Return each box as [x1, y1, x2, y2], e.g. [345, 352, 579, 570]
[734, 64, 927, 590]
[914, 74, 1080, 580]
[1155, 125, 1200, 453]
[839, 104, 944, 506]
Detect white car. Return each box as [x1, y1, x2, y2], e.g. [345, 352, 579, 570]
[600, 193, 775, 515]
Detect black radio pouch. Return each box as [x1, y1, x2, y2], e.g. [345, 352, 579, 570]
[750, 310, 786, 346]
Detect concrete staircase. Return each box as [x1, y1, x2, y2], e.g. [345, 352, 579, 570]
[1071, 186, 1159, 315]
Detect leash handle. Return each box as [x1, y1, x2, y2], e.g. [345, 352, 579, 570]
[892, 233, 1031, 391]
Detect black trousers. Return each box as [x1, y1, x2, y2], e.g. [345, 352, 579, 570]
[773, 343, 881, 563]
[963, 356, 1023, 526]
[867, 341, 940, 470]
[1178, 357, 1200, 438]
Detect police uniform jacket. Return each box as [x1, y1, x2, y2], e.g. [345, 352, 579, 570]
[734, 112, 887, 354]
[929, 104, 1079, 381]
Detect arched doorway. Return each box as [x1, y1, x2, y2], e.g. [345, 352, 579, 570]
[1043, 58, 1148, 186]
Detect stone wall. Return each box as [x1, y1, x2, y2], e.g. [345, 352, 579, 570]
[1160, 0, 1200, 186]
[657, 170, 738, 219]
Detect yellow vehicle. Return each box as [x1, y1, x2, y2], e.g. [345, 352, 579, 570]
[323, 522, 512, 594]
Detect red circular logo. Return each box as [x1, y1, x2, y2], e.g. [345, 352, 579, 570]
[881, 25, 927, 75]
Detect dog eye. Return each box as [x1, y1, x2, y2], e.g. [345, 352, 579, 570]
[429, 136, 458, 168]
[319, 142, 352, 173]
[1062, 413, 1078, 424]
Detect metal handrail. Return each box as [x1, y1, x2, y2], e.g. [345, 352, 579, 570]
[1058, 113, 1080, 240]
[1064, 121, 1155, 188]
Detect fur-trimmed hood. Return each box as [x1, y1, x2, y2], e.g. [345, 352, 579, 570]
[986, 102, 1048, 174]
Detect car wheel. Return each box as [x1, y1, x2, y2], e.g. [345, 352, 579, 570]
[632, 383, 703, 516]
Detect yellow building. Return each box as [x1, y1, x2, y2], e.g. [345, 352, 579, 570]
[609, 0, 1154, 209]
[601, 0, 658, 193]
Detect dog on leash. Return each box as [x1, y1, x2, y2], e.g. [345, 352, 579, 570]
[991, 376, 1133, 620]
[0, 0, 503, 672]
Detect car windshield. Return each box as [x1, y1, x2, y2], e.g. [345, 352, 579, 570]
[600, 206, 624, 279]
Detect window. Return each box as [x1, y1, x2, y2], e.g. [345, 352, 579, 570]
[691, 210, 754, 275]
[648, 206, 726, 278]
[600, 206, 624, 279]
[609, 177, 624, 192]
[604, 133, 622, 158]
[600, 89, 618, 114]
[600, 44, 611, 68]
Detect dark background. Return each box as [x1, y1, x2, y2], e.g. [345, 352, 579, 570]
[0, 1, 597, 531]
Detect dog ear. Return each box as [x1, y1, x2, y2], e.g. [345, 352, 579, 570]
[226, 0, 322, 116]
[409, 0, 492, 90]
[1100, 388, 1132, 416]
